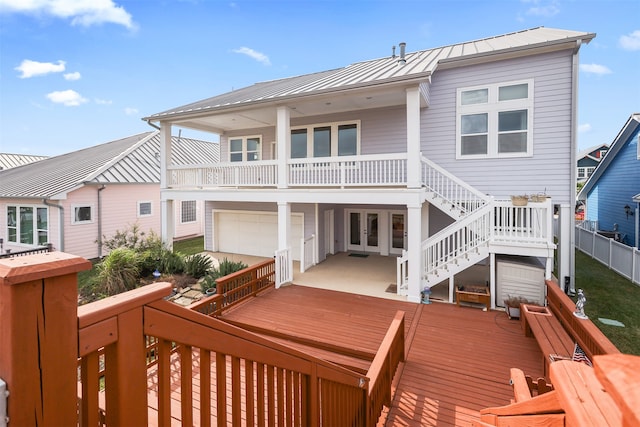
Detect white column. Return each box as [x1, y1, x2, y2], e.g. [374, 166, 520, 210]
[161, 199, 175, 250]
[407, 203, 422, 303]
[406, 87, 421, 189]
[277, 201, 293, 282]
[159, 123, 172, 189]
[557, 204, 573, 294]
[276, 106, 291, 189]
[489, 252, 496, 309]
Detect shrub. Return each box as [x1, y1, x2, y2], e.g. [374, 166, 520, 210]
[184, 253, 213, 278]
[200, 258, 248, 295]
[98, 247, 140, 295]
[159, 250, 185, 274]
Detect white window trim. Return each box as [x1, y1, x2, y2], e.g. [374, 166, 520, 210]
[290, 120, 361, 158]
[71, 204, 94, 225]
[137, 201, 153, 218]
[181, 200, 197, 224]
[456, 79, 534, 159]
[228, 135, 262, 162]
[6, 204, 49, 246]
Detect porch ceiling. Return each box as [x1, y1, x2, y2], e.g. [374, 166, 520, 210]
[167, 85, 413, 134]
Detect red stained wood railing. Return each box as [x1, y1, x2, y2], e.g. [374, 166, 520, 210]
[544, 280, 620, 361]
[188, 259, 275, 316]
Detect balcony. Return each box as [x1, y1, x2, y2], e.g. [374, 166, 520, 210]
[167, 153, 408, 189]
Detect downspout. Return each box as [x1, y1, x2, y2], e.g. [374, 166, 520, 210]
[145, 119, 161, 130]
[567, 39, 582, 295]
[42, 199, 64, 252]
[97, 185, 106, 258]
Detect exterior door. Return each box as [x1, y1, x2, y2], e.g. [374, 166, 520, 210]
[347, 210, 380, 253]
[390, 212, 407, 255]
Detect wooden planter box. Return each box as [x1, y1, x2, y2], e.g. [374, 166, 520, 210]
[456, 285, 490, 311]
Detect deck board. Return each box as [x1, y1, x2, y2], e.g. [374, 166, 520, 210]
[220, 285, 544, 426]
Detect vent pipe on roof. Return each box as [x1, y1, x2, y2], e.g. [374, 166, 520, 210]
[397, 42, 406, 65]
[392, 45, 396, 58]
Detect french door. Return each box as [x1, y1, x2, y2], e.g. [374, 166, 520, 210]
[389, 212, 407, 255]
[347, 210, 380, 253]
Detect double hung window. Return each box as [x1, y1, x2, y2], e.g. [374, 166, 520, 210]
[7, 205, 48, 245]
[229, 136, 261, 162]
[457, 80, 533, 158]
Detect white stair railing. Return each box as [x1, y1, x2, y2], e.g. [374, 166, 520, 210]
[274, 248, 292, 288]
[300, 234, 316, 273]
[396, 250, 409, 296]
[421, 204, 493, 283]
[421, 156, 490, 217]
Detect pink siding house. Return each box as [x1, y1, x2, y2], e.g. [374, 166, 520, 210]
[0, 131, 218, 259]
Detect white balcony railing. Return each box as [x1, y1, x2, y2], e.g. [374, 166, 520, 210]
[167, 161, 278, 188]
[492, 198, 553, 245]
[288, 153, 408, 187]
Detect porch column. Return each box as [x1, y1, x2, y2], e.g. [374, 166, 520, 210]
[407, 203, 422, 303]
[406, 86, 421, 189]
[557, 204, 574, 294]
[276, 106, 291, 189]
[159, 123, 172, 189]
[161, 199, 175, 251]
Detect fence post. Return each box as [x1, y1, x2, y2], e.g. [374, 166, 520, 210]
[0, 252, 91, 426]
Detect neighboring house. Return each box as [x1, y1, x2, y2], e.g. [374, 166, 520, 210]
[143, 27, 594, 304]
[578, 114, 640, 248]
[0, 131, 218, 259]
[0, 153, 48, 170]
[577, 144, 609, 183]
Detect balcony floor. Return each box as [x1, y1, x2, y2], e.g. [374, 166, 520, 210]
[219, 285, 544, 426]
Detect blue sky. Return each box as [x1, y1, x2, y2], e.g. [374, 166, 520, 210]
[0, 0, 638, 156]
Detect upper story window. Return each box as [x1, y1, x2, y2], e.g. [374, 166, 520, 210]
[457, 80, 533, 159]
[72, 205, 93, 224]
[229, 136, 261, 162]
[181, 200, 197, 223]
[290, 121, 360, 159]
[7, 205, 48, 245]
[577, 167, 586, 179]
[138, 201, 152, 217]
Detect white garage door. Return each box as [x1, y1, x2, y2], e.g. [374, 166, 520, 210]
[215, 211, 304, 260]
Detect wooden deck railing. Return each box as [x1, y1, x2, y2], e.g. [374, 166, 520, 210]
[544, 280, 620, 361]
[1, 252, 403, 426]
[188, 258, 275, 316]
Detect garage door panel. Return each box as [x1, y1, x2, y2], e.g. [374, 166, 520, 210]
[215, 211, 303, 260]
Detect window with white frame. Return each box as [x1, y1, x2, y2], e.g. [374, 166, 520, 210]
[457, 80, 533, 158]
[586, 167, 595, 178]
[7, 205, 48, 245]
[72, 205, 93, 224]
[138, 201, 152, 217]
[181, 200, 197, 223]
[290, 121, 360, 158]
[578, 167, 586, 179]
[229, 136, 261, 162]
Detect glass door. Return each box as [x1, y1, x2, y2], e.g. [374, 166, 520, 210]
[390, 212, 407, 255]
[347, 210, 380, 253]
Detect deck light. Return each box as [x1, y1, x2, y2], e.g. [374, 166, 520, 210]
[624, 204, 634, 219]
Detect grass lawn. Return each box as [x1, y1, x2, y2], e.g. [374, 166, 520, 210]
[173, 236, 204, 256]
[574, 249, 640, 355]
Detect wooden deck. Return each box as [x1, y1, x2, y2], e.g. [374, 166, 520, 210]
[220, 284, 545, 427]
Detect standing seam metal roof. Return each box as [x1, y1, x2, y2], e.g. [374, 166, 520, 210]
[0, 132, 219, 198]
[145, 27, 595, 121]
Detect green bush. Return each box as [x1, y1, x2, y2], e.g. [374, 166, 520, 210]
[184, 253, 213, 278]
[201, 258, 248, 295]
[98, 247, 140, 295]
[159, 250, 185, 274]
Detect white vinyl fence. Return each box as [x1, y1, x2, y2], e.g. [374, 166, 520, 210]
[575, 225, 640, 286]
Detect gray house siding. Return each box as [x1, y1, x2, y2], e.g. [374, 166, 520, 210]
[422, 49, 575, 204]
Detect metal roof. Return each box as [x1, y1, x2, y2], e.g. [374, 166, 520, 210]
[145, 27, 595, 122]
[0, 131, 219, 199]
[0, 153, 48, 170]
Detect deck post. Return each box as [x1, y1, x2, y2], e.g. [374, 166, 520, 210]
[0, 252, 91, 426]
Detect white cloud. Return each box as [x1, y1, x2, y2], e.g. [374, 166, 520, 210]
[46, 89, 88, 106]
[619, 30, 640, 51]
[523, 0, 560, 17]
[578, 123, 592, 133]
[95, 98, 112, 105]
[15, 59, 65, 78]
[0, 0, 136, 30]
[64, 71, 81, 81]
[233, 47, 271, 66]
[579, 63, 613, 75]
[124, 107, 139, 116]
